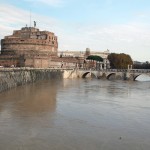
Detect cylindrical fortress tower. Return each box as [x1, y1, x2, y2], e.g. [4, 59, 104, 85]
[1, 27, 58, 57]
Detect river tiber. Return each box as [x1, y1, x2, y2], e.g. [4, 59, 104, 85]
[0, 24, 150, 150]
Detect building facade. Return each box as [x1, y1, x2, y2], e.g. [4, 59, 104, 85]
[58, 48, 110, 69]
[58, 49, 110, 59]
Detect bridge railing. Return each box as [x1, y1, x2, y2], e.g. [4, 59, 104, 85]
[78, 68, 128, 72]
[1, 67, 150, 73]
[78, 68, 150, 73]
[129, 69, 150, 73]
[0, 67, 75, 72]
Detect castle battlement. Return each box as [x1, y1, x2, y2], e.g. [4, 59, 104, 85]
[1, 26, 58, 55]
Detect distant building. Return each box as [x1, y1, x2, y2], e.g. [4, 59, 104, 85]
[58, 48, 110, 59]
[58, 50, 85, 58]
[58, 48, 110, 69]
[133, 61, 143, 65]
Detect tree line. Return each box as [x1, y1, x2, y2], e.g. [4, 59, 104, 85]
[108, 53, 133, 69]
[133, 62, 150, 69]
[86, 53, 149, 69]
[86, 55, 103, 62]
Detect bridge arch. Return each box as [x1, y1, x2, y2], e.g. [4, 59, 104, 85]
[107, 73, 116, 80]
[133, 74, 142, 81]
[82, 72, 97, 78]
[133, 74, 148, 81]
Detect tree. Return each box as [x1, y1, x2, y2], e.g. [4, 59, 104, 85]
[134, 63, 150, 69]
[86, 55, 103, 62]
[108, 53, 133, 69]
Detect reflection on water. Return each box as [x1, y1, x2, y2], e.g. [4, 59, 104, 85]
[0, 78, 150, 150]
[0, 80, 57, 115]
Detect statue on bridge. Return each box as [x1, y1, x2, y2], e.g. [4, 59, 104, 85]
[34, 21, 36, 28]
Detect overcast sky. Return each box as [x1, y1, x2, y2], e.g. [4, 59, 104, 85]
[0, 0, 150, 61]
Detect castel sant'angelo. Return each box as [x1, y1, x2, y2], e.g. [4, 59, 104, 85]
[0, 23, 59, 68]
[0, 22, 110, 68]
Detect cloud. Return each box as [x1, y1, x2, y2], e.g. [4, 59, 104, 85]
[24, 0, 65, 7]
[1, 3, 150, 61]
[58, 22, 150, 61]
[0, 4, 61, 37]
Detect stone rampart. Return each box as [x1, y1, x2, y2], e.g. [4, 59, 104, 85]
[0, 68, 63, 93]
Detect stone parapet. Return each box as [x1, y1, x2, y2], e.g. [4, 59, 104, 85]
[0, 68, 63, 93]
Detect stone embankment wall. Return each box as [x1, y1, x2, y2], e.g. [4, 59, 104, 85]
[0, 68, 63, 93]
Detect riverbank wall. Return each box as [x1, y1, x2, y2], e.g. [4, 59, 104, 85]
[0, 68, 64, 93]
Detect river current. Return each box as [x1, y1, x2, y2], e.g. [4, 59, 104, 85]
[0, 77, 150, 150]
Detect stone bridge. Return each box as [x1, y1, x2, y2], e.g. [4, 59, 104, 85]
[63, 69, 150, 80]
[0, 67, 150, 81]
[1, 67, 149, 93]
